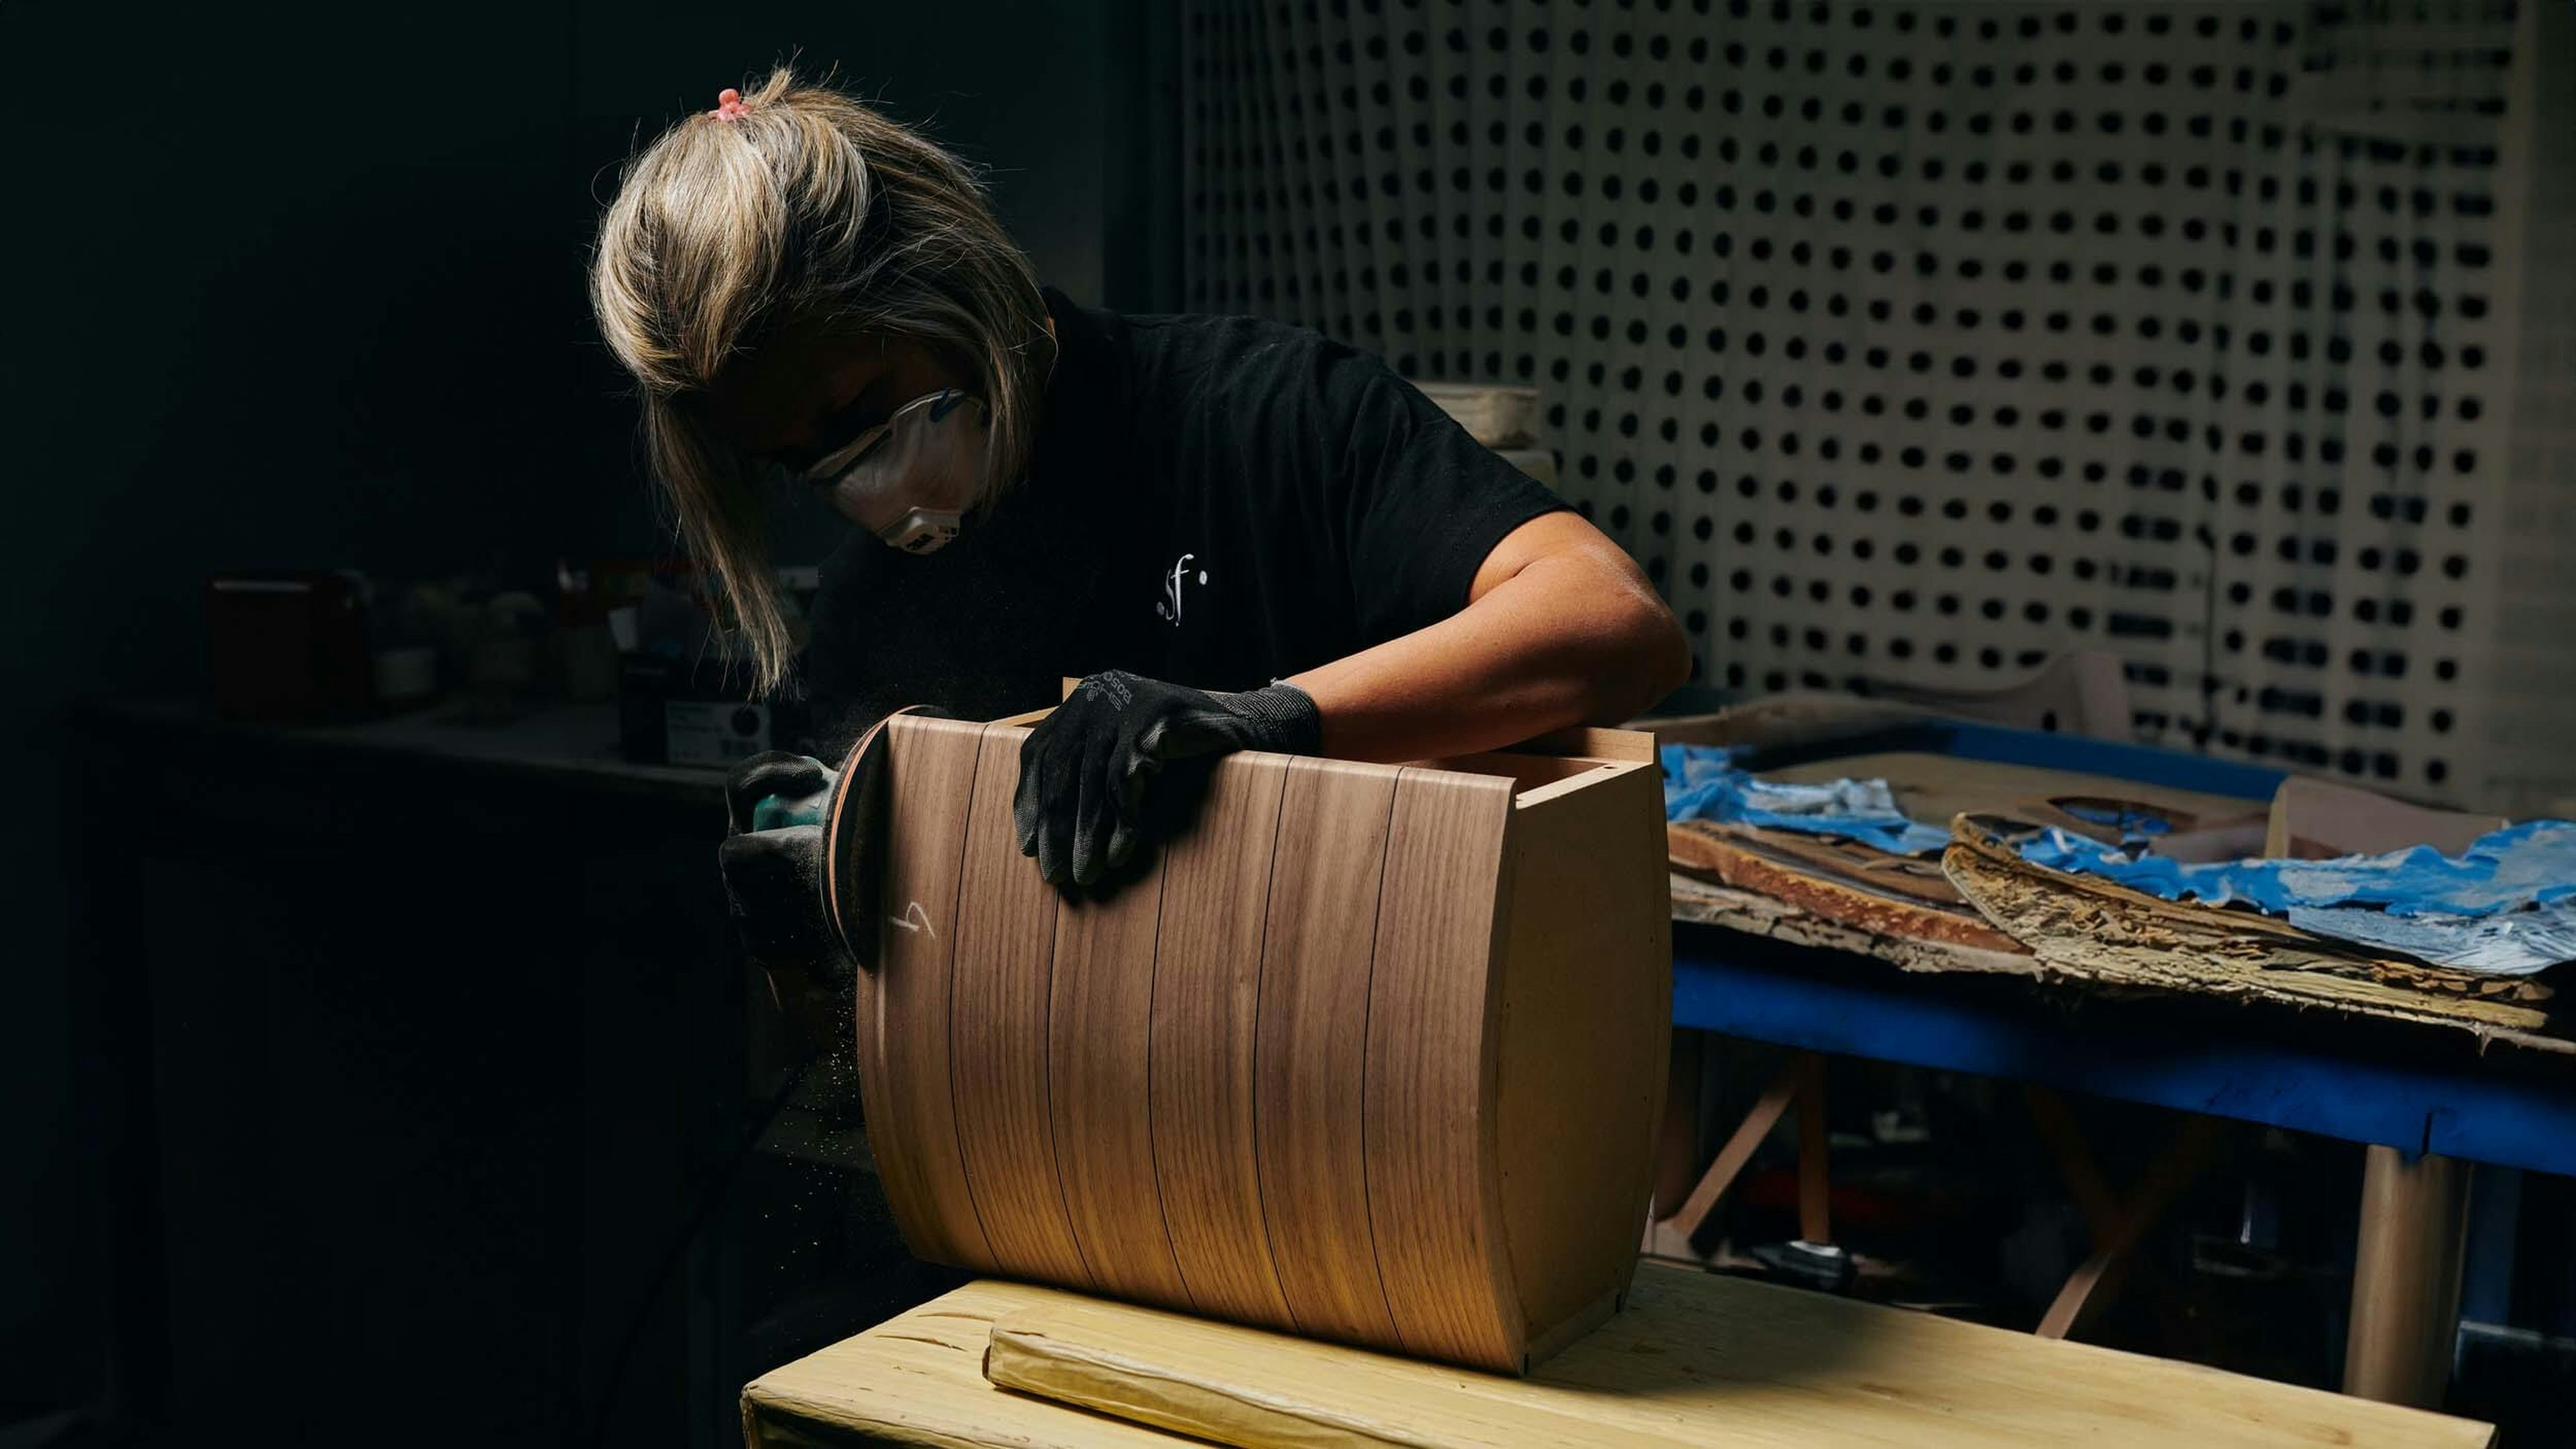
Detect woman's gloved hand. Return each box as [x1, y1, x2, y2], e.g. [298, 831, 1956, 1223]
[718, 751, 842, 973]
[1014, 671, 1322, 889]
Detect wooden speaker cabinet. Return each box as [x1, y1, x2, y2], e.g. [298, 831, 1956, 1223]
[823, 712, 1671, 1373]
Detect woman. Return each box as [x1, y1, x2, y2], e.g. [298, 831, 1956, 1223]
[592, 71, 1685, 938]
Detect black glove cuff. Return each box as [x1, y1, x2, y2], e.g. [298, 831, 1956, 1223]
[1228, 679, 1324, 755]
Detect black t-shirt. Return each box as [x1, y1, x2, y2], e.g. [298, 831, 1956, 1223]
[802, 289, 1568, 752]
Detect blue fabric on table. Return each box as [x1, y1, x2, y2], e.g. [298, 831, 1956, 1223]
[2278, 901, 2576, 977]
[2019, 820, 2576, 976]
[1660, 738, 2576, 975]
[2015, 820, 2576, 918]
[1660, 743, 1953, 857]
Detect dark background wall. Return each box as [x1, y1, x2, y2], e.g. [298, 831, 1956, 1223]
[1, 0, 1168, 1413]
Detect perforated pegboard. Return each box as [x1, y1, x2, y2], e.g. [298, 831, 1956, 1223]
[1183, 0, 2566, 810]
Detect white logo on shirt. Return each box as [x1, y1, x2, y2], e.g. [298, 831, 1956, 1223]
[1157, 553, 1208, 625]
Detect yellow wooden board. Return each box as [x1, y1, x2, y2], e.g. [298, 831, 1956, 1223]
[742, 1267, 2493, 1448]
[741, 1279, 1169, 1449]
[982, 1263, 2498, 1449]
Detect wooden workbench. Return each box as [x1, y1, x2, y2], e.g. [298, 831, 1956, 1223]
[741, 1263, 2493, 1448]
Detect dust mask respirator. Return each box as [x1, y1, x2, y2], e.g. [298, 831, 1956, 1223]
[804, 389, 993, 555]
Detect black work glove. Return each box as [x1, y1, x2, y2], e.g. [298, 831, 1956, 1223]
[718, 751, 841, 975]
[1014, 671, 1323, 889]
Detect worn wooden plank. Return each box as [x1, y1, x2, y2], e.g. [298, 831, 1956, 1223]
[1668, 871, 2045, 977]
[1678, 825, 2029, 953]
[1668, 818, 1968, 905]
[1943, 825, 2549, 1030]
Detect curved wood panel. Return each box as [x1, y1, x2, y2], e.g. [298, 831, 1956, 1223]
[1150, 753, 1295, 1328]
[847, 718, 1670, 1373]
[1049, 853, 1188, 1303]
[1254, 758, 1401, 1346]
[1365, 768, 1521, 1368]
[949, 727, 1093, 1287]
[822, 712, 895, 970]
[849, 716, 996, 1271]
[1497, 763, 1672, 1346]
[829, 716, 905, 1241]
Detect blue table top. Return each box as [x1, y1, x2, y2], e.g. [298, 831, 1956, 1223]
[1673, 921, 2576, 1179]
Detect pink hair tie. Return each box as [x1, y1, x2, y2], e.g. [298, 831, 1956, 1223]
[710, 87, 751, 121]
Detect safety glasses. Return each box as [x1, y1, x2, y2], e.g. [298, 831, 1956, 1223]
[760, 388, 967, 493]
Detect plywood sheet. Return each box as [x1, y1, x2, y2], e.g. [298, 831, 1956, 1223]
[1670, 818, 1967, 904]
[1671, 821, 2029, 954]
[2267, 775, 2508, 861]
[1762, 751, 2263, 835]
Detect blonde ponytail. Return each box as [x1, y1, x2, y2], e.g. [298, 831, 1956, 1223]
[590, 68, 1051, 694]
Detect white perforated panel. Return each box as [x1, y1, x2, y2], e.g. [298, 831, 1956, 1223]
[1181, 0, 2563, 810]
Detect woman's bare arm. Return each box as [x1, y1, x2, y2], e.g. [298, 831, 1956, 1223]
[1288, 510, 1689, 761]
